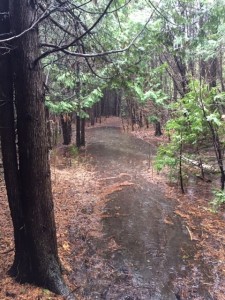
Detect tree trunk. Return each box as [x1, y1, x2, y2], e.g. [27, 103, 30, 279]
[0, 0, 31, 281]
[10, 0, 70, 295]
[90, 107, 95, 126]
[208, 57, 217, 88]
[174, 54, 188, 95]
[80, 118, 85, 147]
[76, 115, 81, 147]
[154, 121, 162, 136]
[60, 113, 72, 145]
[218, 51, 225, 92]
[46, 107, 52, 149]
[179, 140, 185, 194]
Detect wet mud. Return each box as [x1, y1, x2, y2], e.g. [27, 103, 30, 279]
[71, 126, 213, 300]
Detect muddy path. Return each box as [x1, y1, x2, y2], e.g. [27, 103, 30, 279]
[70, 125, 212, 300]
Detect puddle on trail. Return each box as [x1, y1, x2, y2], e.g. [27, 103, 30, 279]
[73, 126, 213, 300]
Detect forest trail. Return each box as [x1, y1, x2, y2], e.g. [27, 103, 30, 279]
[69, 122, 212, 300]
[0, 119, 219, 300]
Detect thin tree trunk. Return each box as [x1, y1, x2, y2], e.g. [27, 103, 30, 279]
[179, 139, 185, 194]
[154, 121, 162, 136]
[208, 57, 217, 88]
[90, 107, 95, 125]
[76, 115, 81, 147]
[60, 113, 72, 145]
[218, 51, 224, 91]
[80, 118, 85, 146]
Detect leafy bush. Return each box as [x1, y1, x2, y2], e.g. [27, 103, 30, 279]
[210, 189, 225, 212]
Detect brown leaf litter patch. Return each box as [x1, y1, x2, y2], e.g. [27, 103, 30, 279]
[130, 125, 168, 147]
[0, 153, 99, 299]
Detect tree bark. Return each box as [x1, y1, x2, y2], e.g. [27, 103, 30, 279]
[154, 120, 162, 136]
[208, 57, 217, 88]
[80, 118, 85, 147]
[9, 0, 70, 295]
[76, 114, 81, 147]
[60, 113, 72, 145]
[0, 0, 31, 281]
[90, 107, 95, 125]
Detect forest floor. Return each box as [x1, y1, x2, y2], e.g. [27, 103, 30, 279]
[0, 117, 225, 300]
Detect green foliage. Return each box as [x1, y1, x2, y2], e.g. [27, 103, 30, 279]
[68, 145, 79, 158]
[155, 80, 225, 176]
[154, 142, 179, 172]
[57, 72, 76, 89]
[148, 115, 159, 124]
[46, 100, 77, 114]
[81, 88, 103, 108]
[210, 189, 225, 212]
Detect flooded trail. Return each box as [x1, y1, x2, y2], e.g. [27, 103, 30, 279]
[75, 125, 212, 300]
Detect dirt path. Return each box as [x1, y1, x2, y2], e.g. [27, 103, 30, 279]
[70, 123, 212, 300]
[1, 119, 221, 300]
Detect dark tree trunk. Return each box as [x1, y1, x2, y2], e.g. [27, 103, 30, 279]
[139, 110, 143, 128]
[0, 0, 30, 281]
[60, 113, 72, 145]
[154, 121, 162, 136]
[95, 103, 98, 123]
[145, 116, 149, 129]
[80, 118, 85, 147]
[200, 59, 206, 80]
[9, 0, 70, 295]
[208, 57, 217, 88]
[179, 140, 185, 194]
[90, 107, 95, 126]
[46, 107, 52, 149]
[174, 54, 188, 95]
[98, 101, 102, 123]
[76, 115, 81, 148]
[218, 51, 225, 92]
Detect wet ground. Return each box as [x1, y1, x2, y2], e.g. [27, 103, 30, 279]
[70, 125, 213, 300]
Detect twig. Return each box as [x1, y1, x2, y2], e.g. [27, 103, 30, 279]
[186, 225, 193, 241]
[0, 248, 14, 254]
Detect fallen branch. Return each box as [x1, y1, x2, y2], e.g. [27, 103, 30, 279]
[186, 225, 193, 241]
[182, 156, 217, 173]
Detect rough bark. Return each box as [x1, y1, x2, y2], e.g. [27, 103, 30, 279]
[60, 113, 72, 145]
[0, 0, 31, 281]
[9, 0, 70, 295]
[154, 121, 162, 136]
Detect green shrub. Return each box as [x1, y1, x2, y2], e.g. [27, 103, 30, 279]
[210, 189, 225, 212]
